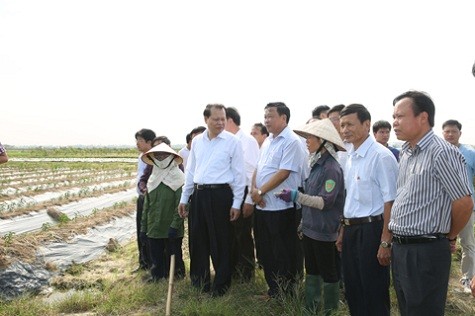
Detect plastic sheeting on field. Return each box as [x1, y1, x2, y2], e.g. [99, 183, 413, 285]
[37, 214, 136, 269]
[0, 261, 51, 300]
[0, 214, 136, 299]
[0, 189, 135, 236]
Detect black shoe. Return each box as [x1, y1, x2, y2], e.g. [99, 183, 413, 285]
[132, 266, 148, 273]
[211, 289, 227, 298]
[145, 276, 164, 283]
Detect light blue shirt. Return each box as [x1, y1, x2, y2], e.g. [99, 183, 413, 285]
[344, 136, 398, 218]
[255, 126, 307, 211]
[459, 144, 475, 210]
[180, 129, 246, 209]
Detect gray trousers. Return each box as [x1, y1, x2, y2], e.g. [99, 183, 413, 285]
[391, 239, 451, 316]
[459, 211, 475, 280]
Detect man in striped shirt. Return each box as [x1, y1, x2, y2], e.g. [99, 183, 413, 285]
[390, 90, 473, 315]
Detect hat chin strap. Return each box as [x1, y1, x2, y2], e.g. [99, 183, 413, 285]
[316, 140, 327, 154]
[152, 155, 175, 169]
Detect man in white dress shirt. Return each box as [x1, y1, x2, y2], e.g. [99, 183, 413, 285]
[225, 107, 260, 281]
[178, 104, 246, 297]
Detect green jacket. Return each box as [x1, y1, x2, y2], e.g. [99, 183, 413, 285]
[141, 183, 184, 239]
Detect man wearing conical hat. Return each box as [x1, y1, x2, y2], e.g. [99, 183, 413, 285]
[276, 118, 345, 314]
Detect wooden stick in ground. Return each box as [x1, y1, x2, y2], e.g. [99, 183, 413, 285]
[166, 254, 176, 316]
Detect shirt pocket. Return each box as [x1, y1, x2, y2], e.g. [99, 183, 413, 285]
[355, 179, 372, 207]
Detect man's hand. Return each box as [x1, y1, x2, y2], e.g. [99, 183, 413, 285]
[297, 220, 303, 240]
[336, 227, 344, 252]
[230, 207, 240, 221]
[449, 239, 457, 254]
[251, 190, 266, 208]
[178, 203, 188, 218]
[242, 203, 254, 218]
[377, 246, 391, 266]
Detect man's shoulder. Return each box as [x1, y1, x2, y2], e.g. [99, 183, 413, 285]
[372, 141, 395, 157]
[461, 144, 475, 153]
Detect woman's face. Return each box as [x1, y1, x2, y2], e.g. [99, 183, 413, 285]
[153, 152, 171, 161]
[306, 135, 321, 154]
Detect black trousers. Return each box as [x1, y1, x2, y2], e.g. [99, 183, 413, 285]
[189, 186, 233, 294]
[392, 239, 451, 316]
[295, 207, 304, 278]
[342, 221, 390, 316]
[148, 237, 185, 280]
[230, 189, 256, 280]
[254, 207, 297, 297]
[303, 236, 339, 283]
[136, 195, 150, 269]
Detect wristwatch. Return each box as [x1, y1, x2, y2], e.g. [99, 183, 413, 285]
[380, 241, 391, 248]
[257, 189, 264, 196]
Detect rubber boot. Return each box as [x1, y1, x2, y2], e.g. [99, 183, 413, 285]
[305, 274, 322, 313]
[322, 281, 340, 315]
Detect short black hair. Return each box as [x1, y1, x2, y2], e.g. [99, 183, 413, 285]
[372, 120, 392, 134]
[203, 104, 226, 118]
[328, 104, 345, 116]
[225, 107, 241, 126]
[253, 123, 269, 136]
[135, 128, 156, 142]
[393, 90, 435, 127]
[190, 126, 206, 136]
[340, 104, 371, 123]
[265, 102, 290, 123]
[442, 119, 462, 131]
[153, 136, 171, 146]
[312, 105, 330, 118]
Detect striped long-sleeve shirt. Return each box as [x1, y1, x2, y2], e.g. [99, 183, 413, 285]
[389, 130, 472, 236]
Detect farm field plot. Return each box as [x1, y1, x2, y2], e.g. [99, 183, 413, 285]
[1, 148, 475, 316]
[0, 148, 138, 299]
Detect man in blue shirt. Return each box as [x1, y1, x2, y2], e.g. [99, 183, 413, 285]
[250, 102, 307, 299]
[442, 119, 475, 293]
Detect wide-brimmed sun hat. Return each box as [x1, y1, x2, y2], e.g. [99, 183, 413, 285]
[141, 143, 183, 165]
[294, 118, 346, 151]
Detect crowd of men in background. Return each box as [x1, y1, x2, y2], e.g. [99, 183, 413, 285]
[133, 91, 475, 315]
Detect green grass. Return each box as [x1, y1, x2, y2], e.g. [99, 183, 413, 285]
[1, 239, 473, 316]
[6, 147, 138, 159]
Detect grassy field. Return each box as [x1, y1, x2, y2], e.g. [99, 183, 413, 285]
[0, 238, 474, 316]
[1, 147, 475, 315]
[7, 147, 138, 159]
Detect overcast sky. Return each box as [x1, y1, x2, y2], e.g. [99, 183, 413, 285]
[1, 1, 474, 147]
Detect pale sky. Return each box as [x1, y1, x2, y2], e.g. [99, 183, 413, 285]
[1, 1, 475, 147]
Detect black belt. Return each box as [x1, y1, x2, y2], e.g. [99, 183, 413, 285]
[194, 183, 230, 190]
[392, 233, 447, 245]
[340, 214, 383, 226]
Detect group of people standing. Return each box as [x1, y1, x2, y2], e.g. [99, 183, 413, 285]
[133, 90, 475, 315]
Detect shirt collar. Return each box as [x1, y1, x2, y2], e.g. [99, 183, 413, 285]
[350, 135, 374, 158]
[269, 125, 291, 141]
[401, 129, 434, 155]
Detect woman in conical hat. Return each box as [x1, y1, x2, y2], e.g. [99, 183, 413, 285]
[141, 142, 186, 282]
[276, 118, 345, 314]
